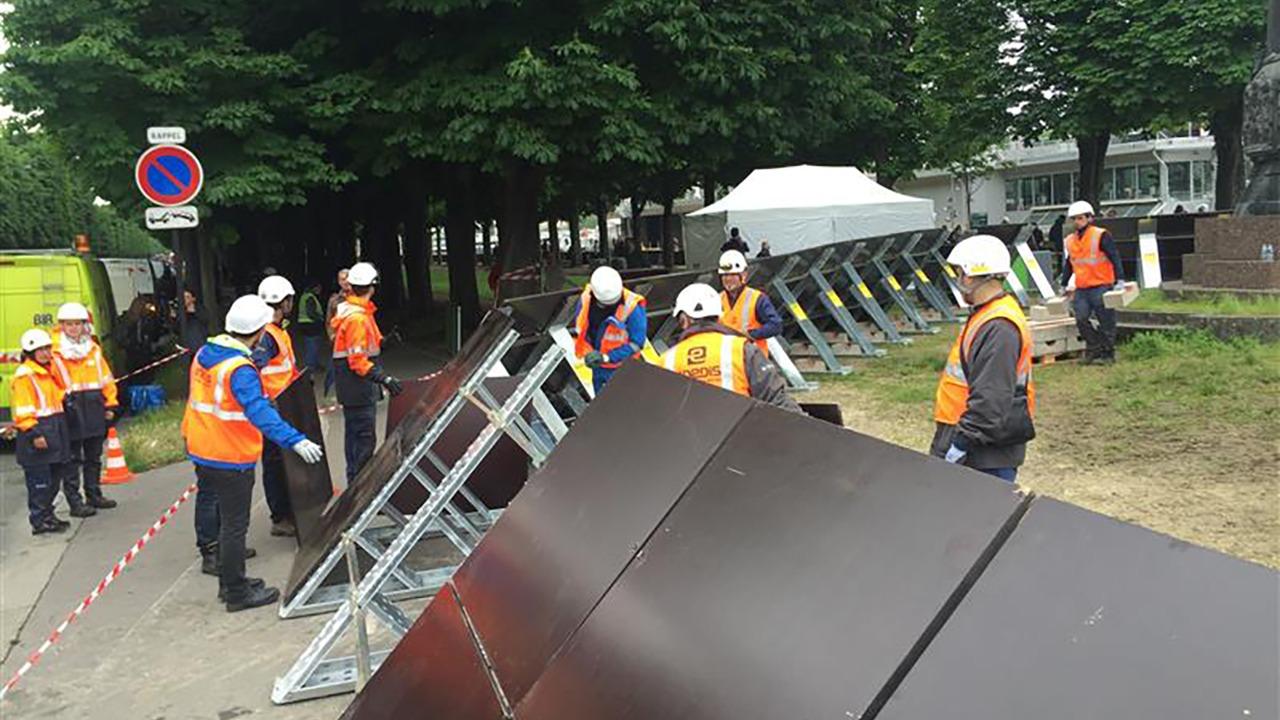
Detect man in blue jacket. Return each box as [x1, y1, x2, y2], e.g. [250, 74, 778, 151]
[571, 266, 648, 394]
[183, 294, 323, 611]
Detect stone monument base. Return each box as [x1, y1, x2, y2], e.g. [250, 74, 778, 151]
[1182, 216, 1280, 290]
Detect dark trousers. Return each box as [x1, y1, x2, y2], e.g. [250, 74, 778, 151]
[1073, 286, 1117, 359]
[68, 434, 106, 501]
[260, 441, 292, 523]
[23, 463, 60, 527]
[194, 465, 254, 595]
[343, 404, 377, 484]
[194, 467, 221, 550]
[981, 467, 1018, 483]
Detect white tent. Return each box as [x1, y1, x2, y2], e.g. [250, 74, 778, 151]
[685, 164, 935, 268]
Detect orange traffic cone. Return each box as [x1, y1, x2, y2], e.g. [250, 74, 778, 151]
[101, 427, 135, 485]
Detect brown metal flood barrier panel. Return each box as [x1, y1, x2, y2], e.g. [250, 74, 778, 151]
[275, 371, 335, 545]
[283, 313, 515, 604]
[875, 497, 1279, 720]
[338, 362, 1278, 720]
[384, 376, 529, 512]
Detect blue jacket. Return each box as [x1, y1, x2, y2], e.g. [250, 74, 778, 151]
[749, 293, 783, 341]
[188, 337, 306, 470]
[577, 298, 649, 365]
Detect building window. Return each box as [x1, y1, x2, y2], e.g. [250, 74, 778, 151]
[1051, 173, 1073, 205]
[1138, 164, 1160, 198]
[1100, 168, 1116, 202]
[1168, 161, 1192, 200]
[1005, 181, 1019, 211]
[1033, 176, 1051, 206]
[1192, 160, 1215, 199]
[1020, 177, 1035, 209]
[1115, 166, 1137, 199]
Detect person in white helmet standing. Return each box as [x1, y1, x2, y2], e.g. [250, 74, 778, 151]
[931, 235, 1036, 483]
[183, 295, 324, 611]
[572, 266, 648, 393]
[660, 283, 799, 411]
[717, 250, 782, 355]
[254, 275, 302, 537]
[50, 302, 120, 514]
[331, 262, 403, 485]
[1061, 200, 1125, 364]
[10, 329, 74, 534]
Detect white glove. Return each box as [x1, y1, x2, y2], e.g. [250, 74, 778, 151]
[292, 439, 324, 464]
[1113, 281, 1127, 291]
[1065, 274, 1077, 292]
[944, 444, 967, 464]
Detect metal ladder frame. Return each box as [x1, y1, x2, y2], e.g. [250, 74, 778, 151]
[769, 256, 851, 375]
[892, 232, 960, 322]
[273, 342, 572, 704]
[805, 247, 884, 357]
[868, 235, 937, 333]
[833, 242, 909, 344]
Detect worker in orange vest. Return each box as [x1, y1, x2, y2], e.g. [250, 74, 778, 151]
[10, 329, 73, 534]
[572, 266, 647, 393]
[931, 235, 1036, 483]
[331, 262, 403, 485]
[183, 295, 324, 611]
[717, 250, 782, 355]
[1061, 200, 1125, 364]
[51, 302, 120, 514]
[255, 275, 302, 537]
[660, 283, 799, 411]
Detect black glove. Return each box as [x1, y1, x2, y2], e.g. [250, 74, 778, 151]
[381, 375, 404, 397]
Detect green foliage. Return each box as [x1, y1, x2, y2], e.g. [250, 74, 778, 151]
[119, 400, 187, 472]
[1129, 290, 1280, 317]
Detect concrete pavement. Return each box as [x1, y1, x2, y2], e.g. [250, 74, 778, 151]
[0, 342, 449, 719]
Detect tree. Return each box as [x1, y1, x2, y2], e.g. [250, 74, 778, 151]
[1012, 0, 1167, 206]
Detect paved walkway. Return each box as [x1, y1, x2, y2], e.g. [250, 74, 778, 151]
[0, 343, 448, 718]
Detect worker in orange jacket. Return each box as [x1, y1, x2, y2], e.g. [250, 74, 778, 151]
[331, 262, 403, 484]
[717, 250, 783, 355]
[51, 302, 119, 516]
[10, 329, 74, 534]
[1060, 200, 1125, 364]
[254, 275, 302, 537]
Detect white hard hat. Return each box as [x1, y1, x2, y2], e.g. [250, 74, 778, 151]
[946, 234, 1012, 277]
[347, 262, 378, 286]
[20, 328, 53, 352]
[589, 266, 624, 305]
[718, 250, 748, 275]
[674, 283, 723, 320]
[257, 275, 296, 304]
[1067, 200, 1095, 218]
[57, 302, 90, 321]
[224, 294, 274, 334]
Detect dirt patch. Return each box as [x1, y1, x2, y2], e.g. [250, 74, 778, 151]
[798, 329, 1280, 569]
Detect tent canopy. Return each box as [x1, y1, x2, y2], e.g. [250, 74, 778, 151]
[686, 164, 935, 268]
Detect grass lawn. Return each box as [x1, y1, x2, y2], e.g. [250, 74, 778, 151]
[118, 400, 188, 473]
[1128, 289, 1280, 316]
[801, 328, 1280, 569]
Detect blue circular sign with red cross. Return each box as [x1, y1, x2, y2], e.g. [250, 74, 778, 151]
[135, 144, 203, 207]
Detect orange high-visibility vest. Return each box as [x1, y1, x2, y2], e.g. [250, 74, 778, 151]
[50, 330, 118, 407]
[574, 287, 645, 369]
[662, 331, 750, 396]
[182, 344, 263, 466]
[721, 287, 769, 355]
[259, 323, 299, 399]
[934, 294, 1036, 425]
[331, 295, 384, 377]
[1065, 225, 1116, 289]
[10, 360, 65, 432]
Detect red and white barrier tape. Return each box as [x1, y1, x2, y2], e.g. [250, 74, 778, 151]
[116, 345, 190, 382]
[316, 368, 444, 416]
[0, 483, 198, 703]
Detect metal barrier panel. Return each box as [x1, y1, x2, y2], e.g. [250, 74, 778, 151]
[876, 498, 1279, 720]
[275, 371, 337, 545]
[515, 402, 1027, 720]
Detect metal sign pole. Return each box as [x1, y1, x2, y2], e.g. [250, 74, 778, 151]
[172, 229, 187, 343]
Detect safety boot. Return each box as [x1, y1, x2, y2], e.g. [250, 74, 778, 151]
[67, 500, 97, 518]
[200, 543, 219, 576]
[86, 494, 118, 509]
[225, 584, 280, 613]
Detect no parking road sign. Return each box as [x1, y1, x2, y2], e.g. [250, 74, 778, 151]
[135, 144, 203, 207]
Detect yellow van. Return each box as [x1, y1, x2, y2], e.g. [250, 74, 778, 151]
[0, 251, 120, 423]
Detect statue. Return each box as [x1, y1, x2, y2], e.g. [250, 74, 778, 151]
[1237, 0, 1280, 215]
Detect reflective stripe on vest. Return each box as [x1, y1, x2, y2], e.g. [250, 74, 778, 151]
[720, 287, 770, 356]
[933, 294, 1036, 425]
[12, 364, 59, 419]
[182, 354, 262, 464]
[1066, 225, 1116, 289]
[661, 332, 750, 396]
[331, 301, 383, 359]
[574, 287, 645, 369]
[259, 323, 299, 399]
[51, 343, 110, 392]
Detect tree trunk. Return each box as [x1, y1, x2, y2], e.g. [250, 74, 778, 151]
[961, 174, 974, 230]
[629, 196, 645, 248]
[596, 203, 611, 261]
[497, 162, 543, 301]
[444, 166, 482, 338]
[402, 182, 433, 322]
[545, 217, 560, 267]
[568, 212, 582, 266]
[1075, 133, 1111, 209]
[1210, 92, 1245, 211]
[702, 178, 716, 205]
[481, 221, 492, 265]
[364, 196, 404, 321]
[197, 224, 219, 329]
[661, 198, 675, 269]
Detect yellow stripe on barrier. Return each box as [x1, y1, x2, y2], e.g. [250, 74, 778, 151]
[914, 268, 931, 284]
[887, 276, 902, 291]
[858, 282, 873, 298]
[790, 303, 808, 322]
[641, 340, 662, 364]
[943, 265, 957, 278]
[825, 290, 844, 308]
